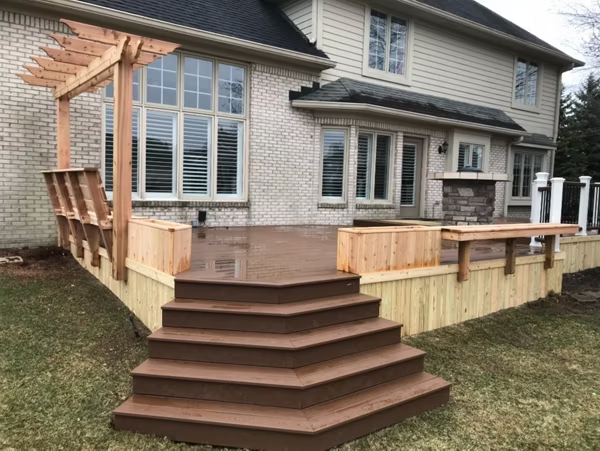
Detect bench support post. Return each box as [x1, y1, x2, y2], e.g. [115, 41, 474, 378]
[544, 235, 556, 270]
[505, 238, 517, 275]
[458, 241, 471, 282]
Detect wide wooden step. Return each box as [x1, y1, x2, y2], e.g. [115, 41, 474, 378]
[162, 293, 381, 333]
[148, 318, 401, 368]
[114, 372, 451, 451]
[133, 343, 424, 408]
[174, 272, 361, 303]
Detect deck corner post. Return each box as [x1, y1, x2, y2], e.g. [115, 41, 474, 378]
[577, 176, 592, 236]
[530, 172, 549, 248]
[111, 53, 133, 281]
[549, 177, 565, 252]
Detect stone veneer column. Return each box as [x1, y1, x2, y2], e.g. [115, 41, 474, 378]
[442, 180, 496, 225]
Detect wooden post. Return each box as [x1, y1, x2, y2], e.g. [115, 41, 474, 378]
[505, 238, 517, 275]
[457, 241, 471, 282]
[545, 235, 556, 269]
[56, 97, 70, 169]
[112, 50, 133, 281]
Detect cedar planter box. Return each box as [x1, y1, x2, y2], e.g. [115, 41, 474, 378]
[337, 226, 442, 274]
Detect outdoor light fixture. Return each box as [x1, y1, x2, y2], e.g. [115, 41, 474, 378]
[438, 141, 449, 154]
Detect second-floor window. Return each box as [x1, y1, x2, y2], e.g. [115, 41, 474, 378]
[514, 58, 539, 107]
[368, 9, 408, 76]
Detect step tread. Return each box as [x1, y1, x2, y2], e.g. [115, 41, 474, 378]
[115, 372, 450, 434]
[132, 344, 424, 388]
[164, 293, 380, 316]
[149, 318, 400, 350]
[175, 271, 360, 287]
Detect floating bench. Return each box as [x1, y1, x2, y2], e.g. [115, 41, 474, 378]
[442, 223, 580, 282]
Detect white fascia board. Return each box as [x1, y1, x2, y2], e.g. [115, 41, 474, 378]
[292, 100, 530, 137]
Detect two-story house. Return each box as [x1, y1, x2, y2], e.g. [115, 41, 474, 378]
[0, 0, 583, 247]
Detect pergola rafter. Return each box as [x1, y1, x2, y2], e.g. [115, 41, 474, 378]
[17, 19, 180, 281]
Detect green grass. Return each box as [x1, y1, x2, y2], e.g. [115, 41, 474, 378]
[1, 250, 599, 450]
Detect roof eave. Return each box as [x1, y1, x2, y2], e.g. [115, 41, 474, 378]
[392, 0, 585, 69]
[20, 0, 336, 71]
[292, 100, 529, 137]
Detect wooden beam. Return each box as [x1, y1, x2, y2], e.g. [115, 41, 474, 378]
[54, 37, 129, 99]
[56, 98, 70, 169]
[41, 47, 96, 66]
[24, 65, 71, 81]
[505, 238, 517, 275]
[32, 57, 83, 74]
[545, 235, 557, 270]
[61, 19, 180, 55]
[17, 73, 60, 88]
[457, 241, 471, 282]
[111, 51, 134, 281]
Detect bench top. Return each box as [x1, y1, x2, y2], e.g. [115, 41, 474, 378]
[442, 223, 580, 241]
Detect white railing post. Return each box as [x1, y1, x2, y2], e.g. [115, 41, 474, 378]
[577, 176, 592, 236]
[550, 177, 565, 252]
[530, 172, 549, 247]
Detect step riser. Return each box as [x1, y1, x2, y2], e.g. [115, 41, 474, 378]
[162, 302, 381, 333]
[149, 328, 401, 368]
[133, 356, 424, 409]
[113, 387, 450, 451]
[174, 278, 361, 303]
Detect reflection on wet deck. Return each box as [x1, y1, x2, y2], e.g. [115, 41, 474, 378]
[175, 226, 543, 283]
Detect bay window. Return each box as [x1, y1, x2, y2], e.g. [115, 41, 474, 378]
[321, 129, 348, 200]
[512, 151, 545, 198]
[102, 52, 247, 200]
[356, 132, 392, 201]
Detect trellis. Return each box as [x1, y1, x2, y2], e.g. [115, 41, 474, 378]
[17, 19, 180, 280]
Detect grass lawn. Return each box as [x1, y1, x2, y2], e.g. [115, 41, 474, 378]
[1, 249, 599, 450]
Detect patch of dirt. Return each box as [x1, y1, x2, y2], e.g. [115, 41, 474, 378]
[526, 270, 600, 314]
[0, 246, 74, 278]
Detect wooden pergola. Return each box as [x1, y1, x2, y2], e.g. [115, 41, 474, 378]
[18, 19, 180, 280]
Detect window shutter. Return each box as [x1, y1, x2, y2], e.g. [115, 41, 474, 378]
[374, 135, 391, 200]
[356, 134, 371, 199]
[458, 144, 467, 169]
[183, 115, 211, 196]
[321, 130, 346, 199]
[401, 144, 417, 206]
[216, 119, 243, 196]
[145, 111, 177, 195]
[104, 105, 139, 193]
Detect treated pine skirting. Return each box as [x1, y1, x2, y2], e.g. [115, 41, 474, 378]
[561, 235, 600, 274]
[71, 243, 174, 332]
[360, 254, 564, 337]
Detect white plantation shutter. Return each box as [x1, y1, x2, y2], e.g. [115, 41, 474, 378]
[321, 130, 346, 199]
[374, 135, 391, 200]
[216, 120, 243, 196]
[183, 115, 211, 196]
[145, 111, 177, 195]
[356, 134, 371, 199]
[458, 144, 467, 169]
[104, 105, 139, 193]
[401, 143, 417, 206]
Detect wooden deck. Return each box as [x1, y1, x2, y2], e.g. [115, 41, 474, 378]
[176, 225, 543, 283]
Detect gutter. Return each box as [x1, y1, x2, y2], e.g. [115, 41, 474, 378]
[22, 0, 336, 70]
[397, 0, 585, 68]
[292, 100, 530, 137]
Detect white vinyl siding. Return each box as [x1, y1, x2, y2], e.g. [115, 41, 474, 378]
[282, 0, 313, 38]
[320, 0, 559, 137]
[102, 52, 248, 200]
[321, 129, 347, 200]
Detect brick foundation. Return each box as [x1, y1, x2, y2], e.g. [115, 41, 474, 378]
[442, 180, 496, 225]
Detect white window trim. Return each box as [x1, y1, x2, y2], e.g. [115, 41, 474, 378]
[102, 51, 250, 202]
[509, 149, 547, 206]
[319, 127, 350, 202]
[355, 130, 395, 204]
[511, 56, 543, 113]
[447, 130, 491, 172]
[362, 5, 414, 86]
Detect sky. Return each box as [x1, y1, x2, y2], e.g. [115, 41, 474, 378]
[475, 0, 596, 91]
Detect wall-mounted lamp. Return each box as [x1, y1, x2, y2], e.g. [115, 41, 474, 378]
[438, 141, 449, 155]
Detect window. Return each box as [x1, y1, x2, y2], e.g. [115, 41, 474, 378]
[356, 133, 392, 201]
[366, 9, 409, 79]
[514, 58, 539, 107]
[102, 52, 247, 200]
[458, 143, 484, 170]
[512, 151, 544, 198]
[321, 130, 347, 200]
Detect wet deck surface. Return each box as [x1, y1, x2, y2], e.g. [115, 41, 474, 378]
[176, 226, 543, 283]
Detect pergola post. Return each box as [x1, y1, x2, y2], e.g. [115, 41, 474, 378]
[56, 97, 70, 169]
[112, 54, 134, 281]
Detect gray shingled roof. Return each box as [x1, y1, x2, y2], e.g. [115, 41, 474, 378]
[78, 0, 327, 59]
[522, 133, 556, 147]
[295, 78, 526, 132]
[415, 0, 572, 60]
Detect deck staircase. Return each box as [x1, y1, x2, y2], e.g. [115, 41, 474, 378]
[114, 273, 451, 451]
